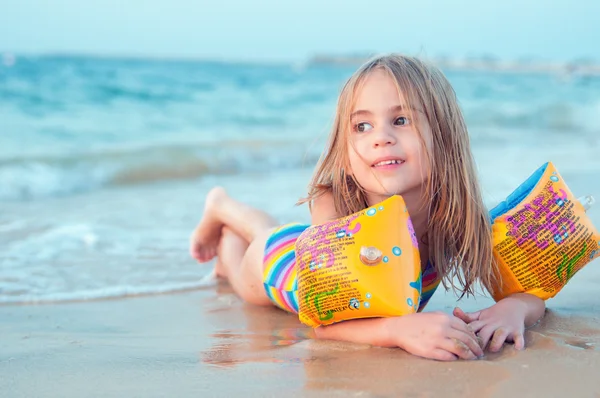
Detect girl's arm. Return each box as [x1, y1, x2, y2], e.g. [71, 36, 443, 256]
[506, 293, 546, 327]
[314, 317, 396, 347]
[308, 191, 483, 361]
[314, 311, 484, 361]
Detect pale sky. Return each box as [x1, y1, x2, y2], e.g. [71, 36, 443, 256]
[1, 0, 599, 62]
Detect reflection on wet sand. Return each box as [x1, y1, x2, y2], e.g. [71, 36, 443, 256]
[199, 281, 600, 396]
[200, 281, 314, 369]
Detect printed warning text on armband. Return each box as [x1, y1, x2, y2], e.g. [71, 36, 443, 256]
[299, 264, 363, 321]
[296, 218, 370, 322]
[296, 211, 362, 272]
[495, 178, 597, 293]
[505, 181, 574, 251]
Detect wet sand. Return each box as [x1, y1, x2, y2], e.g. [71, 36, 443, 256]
[2, 273, 600, 398]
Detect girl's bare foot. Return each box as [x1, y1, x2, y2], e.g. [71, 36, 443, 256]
[190, 187, 228, 264]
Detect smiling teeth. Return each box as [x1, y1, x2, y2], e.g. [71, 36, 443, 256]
[374, 160, 403, 167]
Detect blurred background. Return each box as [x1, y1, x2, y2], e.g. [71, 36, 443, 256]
[1, 0, 599, 305]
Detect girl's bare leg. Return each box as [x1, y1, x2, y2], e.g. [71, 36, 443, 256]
[215, 226, 273, 305]
[190, 187, 278, 264]
[190, 187, 278, 304]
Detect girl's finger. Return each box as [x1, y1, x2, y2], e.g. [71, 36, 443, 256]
[439, 336, 478, 360]
[450, 317, 479, 342]
[429, 348, 458, 362]
[449, 329, 484, 357]
[478, 325, 496, 350]
[512, 332, 526, 350]
[489, 328, 511, 352]
[453, 307, 481, 323]
[466, 320, 486, 334]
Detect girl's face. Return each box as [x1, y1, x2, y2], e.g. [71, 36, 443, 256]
[347, 69, 432, 206]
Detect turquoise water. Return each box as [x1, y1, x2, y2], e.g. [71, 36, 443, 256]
[1, 55, 599, 304]
[2, 55, 599, 201]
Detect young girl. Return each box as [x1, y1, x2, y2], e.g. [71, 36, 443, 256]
[190, 54, 546, 361]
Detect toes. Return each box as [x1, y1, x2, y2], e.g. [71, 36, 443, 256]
[208, 249, 217, 261]
[199, 248, 211, 262]
[190, 247, 201, 260]
[192, 246, 218, 263]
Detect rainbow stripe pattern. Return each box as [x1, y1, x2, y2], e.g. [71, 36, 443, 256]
[262, 223, 310, 313]
[418, 260, 440, 311]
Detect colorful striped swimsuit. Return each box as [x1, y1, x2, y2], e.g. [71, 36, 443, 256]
[262, 222, 441, 314]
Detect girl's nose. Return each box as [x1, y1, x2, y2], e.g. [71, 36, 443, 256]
[373, 127, 396, 147]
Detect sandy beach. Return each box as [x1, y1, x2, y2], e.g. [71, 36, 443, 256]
[2, 269, 600, 397]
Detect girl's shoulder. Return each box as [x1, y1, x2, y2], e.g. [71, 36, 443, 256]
[310, 190, 339, 225]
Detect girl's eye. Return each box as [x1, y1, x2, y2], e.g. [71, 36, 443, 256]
[394, 116, 410, 126]
[354, 122, 373, 133]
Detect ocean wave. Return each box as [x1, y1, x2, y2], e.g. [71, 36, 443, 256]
[0, 280, 213, 305]
[464, 100, 600, 134]
[0, 141, 322, 201]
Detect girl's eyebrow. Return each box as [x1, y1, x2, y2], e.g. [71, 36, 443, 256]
[350, 104, 421, 119]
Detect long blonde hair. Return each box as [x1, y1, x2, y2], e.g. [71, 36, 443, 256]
[301, 54, 497, 297]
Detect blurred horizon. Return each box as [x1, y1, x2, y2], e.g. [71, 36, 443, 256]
[1, 0, 599, 64]
[2, 50, 599, 65]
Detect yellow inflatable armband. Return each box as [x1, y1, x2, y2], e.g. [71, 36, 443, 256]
[295, 195, 421, 327]
[489, 162, 600, 301]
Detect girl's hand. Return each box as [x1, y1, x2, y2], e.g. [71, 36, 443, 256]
[391, 312, 484, 361]
[453, 298, 528, 352]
